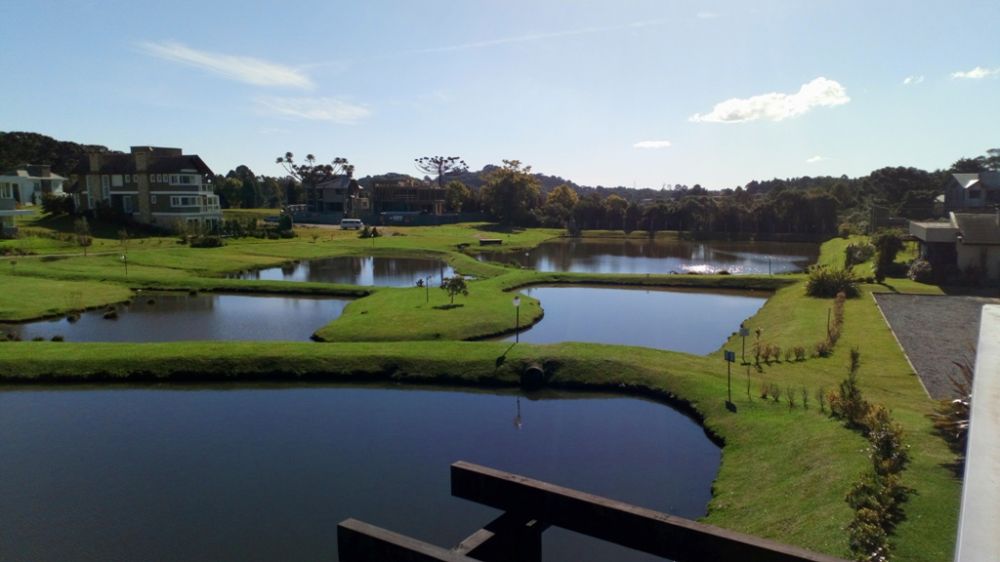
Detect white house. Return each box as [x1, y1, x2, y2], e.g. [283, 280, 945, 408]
[0, 164, 67, 206]
[0, 181, 34, 238]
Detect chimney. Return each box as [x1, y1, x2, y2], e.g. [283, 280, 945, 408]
[132, 147, 152, 172]
[88, 153, 102, 173]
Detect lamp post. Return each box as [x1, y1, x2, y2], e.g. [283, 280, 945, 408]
[513, 296, 521, 343]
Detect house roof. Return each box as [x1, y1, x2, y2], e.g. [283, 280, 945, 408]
[71, 154, 213, 176]
[0, 168, 67, 181]
[952, 172, 1000, 190]
[954, 213, 1000, 245]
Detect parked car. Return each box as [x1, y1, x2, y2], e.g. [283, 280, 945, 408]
[340, 218, 364, 230]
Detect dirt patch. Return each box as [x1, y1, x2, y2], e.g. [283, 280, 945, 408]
[874, 293, 999, 399]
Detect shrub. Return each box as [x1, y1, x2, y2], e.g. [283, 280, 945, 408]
[829, 349, 870, 428]
[50, 335, 64, 342]
[872, 230, 904, 283]
[190, 235, 224, 248]
[845, 242, 875, 268]
[805, 265, 859, 298]
[801, 387, 809, 410]
[794, 346, 806, 361]
[770, 384, 781, 403]
[41, 193, 74, 215]
[929, 360, 973, 468]
[907, 259, 933, 283]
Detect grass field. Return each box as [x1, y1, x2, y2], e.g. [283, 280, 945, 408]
[0, 218, 962, 561]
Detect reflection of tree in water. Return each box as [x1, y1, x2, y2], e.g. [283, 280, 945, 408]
[506, 239, 818, 274]
[514, 397, 523, 430]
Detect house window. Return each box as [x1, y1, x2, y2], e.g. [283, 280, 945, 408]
[0, 184, 11, 199]
[170, 196, 199, 207]
[968, 189, 981, 200]
[987, 190, 999, 203]
[112, 175, 123, 187]
[169, 175, 179, 185]
[151, 195, 157, 204]
[123, 196, 134, 213]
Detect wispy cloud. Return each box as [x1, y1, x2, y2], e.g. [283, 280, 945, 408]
[254, 96, 371, 124]
[806, 155, 830, 163]
[411, 18, 671, 55]
[138, 41, 313, 89]
[690, 77, 849, 123]
[951, 66, 1000, 79]
[633, 140, 672, 149]
[902, 75, 924, 85]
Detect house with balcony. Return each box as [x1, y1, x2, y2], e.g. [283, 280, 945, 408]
[371, 177, 446, 215]
[0, 164, 67, 205]
[70, 146, 221, 232]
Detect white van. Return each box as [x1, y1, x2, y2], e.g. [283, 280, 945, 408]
[340, 218, 364, 230]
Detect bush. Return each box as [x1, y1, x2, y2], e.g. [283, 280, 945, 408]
[805, 265, 859, 298]
[41, 193, 74, 215]
[190, 235, 225, 248]
[829, 349, 870, 428]
[907, 259, 933, 283]
[845, 243, 876, 268]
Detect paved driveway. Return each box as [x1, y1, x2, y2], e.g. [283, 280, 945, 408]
[874, 293, 999, 399]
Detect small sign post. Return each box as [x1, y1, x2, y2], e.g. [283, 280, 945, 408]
[739, 327, 750, 364]
[724, 350, 736, 408]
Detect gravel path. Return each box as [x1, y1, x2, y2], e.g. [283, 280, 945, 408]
[873, 293, 999, 399]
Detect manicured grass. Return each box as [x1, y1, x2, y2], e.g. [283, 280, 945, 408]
[0, 275, 133, 321]
[0, 222, 963, 561]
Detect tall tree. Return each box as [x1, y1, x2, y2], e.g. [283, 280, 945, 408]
[415, 156, 468, 188]
[480, 160, 542, 226]
[444, 180, 471, 212]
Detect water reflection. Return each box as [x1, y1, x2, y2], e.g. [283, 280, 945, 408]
[497, 286, 766, 354]
[231, 256, 455, 287]
[0, 385, 720, 561]
[481, 238, 818, 274]
[0, 292, 350, 342]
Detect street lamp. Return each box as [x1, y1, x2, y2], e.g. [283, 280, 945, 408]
[512, 296, 521, 343]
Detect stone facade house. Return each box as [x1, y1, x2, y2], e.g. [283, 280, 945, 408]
[70, 146, 221, 232]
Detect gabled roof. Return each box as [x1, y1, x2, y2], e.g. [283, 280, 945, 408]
[954, 212, 1000, 245]
[0, 167, 67, 181]
[951, 172, 1000, 189]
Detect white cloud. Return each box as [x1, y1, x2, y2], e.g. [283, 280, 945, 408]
[902, 75, 924, 85]
[255, 96, 371, 124]
[633, 140, 672, 149]
[139, 41, 313, 89]
[951, 66, 1000, 79]
[689, 77, 850, 123]
[806, 155, 830, 163]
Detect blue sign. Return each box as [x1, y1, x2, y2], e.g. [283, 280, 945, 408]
[739, 328, 750, 337]
[724, 350, 736, 362]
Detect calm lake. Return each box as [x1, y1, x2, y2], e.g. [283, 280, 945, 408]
[230, 256, 455, 287]
[0, 292, 350, 342]
[0, 385, 721, 562]
[482, 238, 818, 274]
[499, 286, 766, 354]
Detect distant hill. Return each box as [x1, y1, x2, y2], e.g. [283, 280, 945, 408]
[0, 131, 113, 175]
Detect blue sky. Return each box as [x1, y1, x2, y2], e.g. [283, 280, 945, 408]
[3, 0, 999, 188]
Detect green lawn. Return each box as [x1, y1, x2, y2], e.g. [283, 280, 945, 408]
[0, 220, 962, 561]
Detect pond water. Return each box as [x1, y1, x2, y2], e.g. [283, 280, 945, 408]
[499, 286, 766, 354]
[0, 385, 721, 562]
[482, 238, 818, 274]
[0, 292, 350, 342]
[230, 256, 455, 287]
